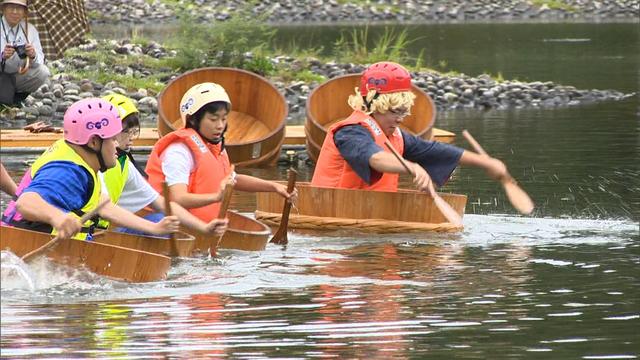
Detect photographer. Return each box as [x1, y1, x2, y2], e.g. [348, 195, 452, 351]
[1, 0, 49, 105]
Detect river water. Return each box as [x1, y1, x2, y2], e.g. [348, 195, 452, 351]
[1, 23, 638, 359]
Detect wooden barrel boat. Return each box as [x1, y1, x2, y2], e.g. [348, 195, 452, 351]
[255, 182, 466, 233]
[0, 225, 171, 283]
[93, 231, 195, 257]
[157, 67, 288, 167]
[190, 211, 271, 253]
[305, 73, 437, 163]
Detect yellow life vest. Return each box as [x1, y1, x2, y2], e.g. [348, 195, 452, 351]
[29, 139, 102, 240]
[96, 154, 129, 229]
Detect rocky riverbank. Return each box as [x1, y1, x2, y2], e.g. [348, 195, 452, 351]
[86, 0, 639, 24]
[0, 38, 633, 128]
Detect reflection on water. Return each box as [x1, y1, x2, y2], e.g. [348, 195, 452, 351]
[1, 216, 638, 358]
[1, 22, 638, 358]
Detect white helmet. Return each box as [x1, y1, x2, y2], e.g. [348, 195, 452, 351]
[179, 82, 231, 123]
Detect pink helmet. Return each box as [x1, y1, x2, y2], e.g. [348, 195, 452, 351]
[63, 98, 122, 145]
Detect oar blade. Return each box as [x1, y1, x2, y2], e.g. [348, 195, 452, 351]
[432, 191, 463, 226]
[462, 130, 535, 215]
[504, 180, 535, 215]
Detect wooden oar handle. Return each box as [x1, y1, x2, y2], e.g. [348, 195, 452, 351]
[161, 181, 178, 255]
[217, 165, 236, 219]
[162, 182, 173, 217]
[285, 168, 297, 193]
[384, 140, 462, 226]
[210, 175, 235, 257]
[217, 185, 234, 219]
[462, 129, 535, 215]
[384, 140, 414, 175]
[21, 199, 110, 261]
[462, 130, 488, 156]
[269, 168, 298, 245]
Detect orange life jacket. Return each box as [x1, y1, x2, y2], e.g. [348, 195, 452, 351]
[145, 128, 231, 222]
[312, 110, 404, 191]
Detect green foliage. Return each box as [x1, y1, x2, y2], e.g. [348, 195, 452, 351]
[273, 39, 323, 61]
[276, 68, 326, 83]
[87, 10, 103, 21]
[333, 26, 413, 65]
[166, 12, 276, 72]
[65, 69, 166, 93]
[531, 0, 576, 11]
[244, 54, 275, 76]
[60, 41, 173, 93]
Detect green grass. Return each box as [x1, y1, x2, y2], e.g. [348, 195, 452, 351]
[276, 68, 326, 84]
[165, 11, 275, 71]
[65, 69, 167, 93]
[333, 26, 414, 65]
[531, 0, 576, 11]
[57, 9, 446, 91]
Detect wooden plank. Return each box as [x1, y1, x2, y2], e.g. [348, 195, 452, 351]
[256, 182, 467, 226]
[0, 126, 454, 148]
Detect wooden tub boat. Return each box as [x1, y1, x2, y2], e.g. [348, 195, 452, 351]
[190, 211, 271, 253]
[0, 225, 171, 283]
[255, 182, 467, 233]
[129, 210, 271, 255]
[157, 67, 288, 167]
[94, 231, 195, 257]
[305, 73, 437, 163]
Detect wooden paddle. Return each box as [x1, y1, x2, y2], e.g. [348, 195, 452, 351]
[462, 130, 534, 215]
[384, 140, 463, 226]
[269, 168, 298, 245]
[162, 182, 179, 256]
[21, 199, 110, 262]
[210, 182, 235, 257]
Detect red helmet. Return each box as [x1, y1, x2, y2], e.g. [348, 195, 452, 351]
[360, 61, 412, 96]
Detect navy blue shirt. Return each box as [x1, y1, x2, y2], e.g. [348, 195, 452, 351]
[333, 125, 463, 187]
[22, 161, 94, 213]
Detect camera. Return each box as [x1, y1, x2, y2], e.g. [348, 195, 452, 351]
[13, 44, 27, 59]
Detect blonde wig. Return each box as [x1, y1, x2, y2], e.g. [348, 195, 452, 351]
[348, 88, 416, 115]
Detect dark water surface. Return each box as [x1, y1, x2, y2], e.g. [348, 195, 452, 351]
[2, 23, 639, 359]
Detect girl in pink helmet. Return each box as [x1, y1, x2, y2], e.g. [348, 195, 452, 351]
[2, 98, 180, 241]
[312, 61, 508, 193]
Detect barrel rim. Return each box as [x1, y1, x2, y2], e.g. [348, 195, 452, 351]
[158, 67, 288, 144]
[305, 73, 436, 136]
[227, 210, 272, 236]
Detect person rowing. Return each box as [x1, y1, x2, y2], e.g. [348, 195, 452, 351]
[1, 98, 179, 241]
[312, 61, 508, 193]
[98, 94, 227, 236]
[145, 82, 297, 223]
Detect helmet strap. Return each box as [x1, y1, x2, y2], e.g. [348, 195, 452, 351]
[83, 138, 108, 173]
[363, 92, 380, 111]
[207, 124, 227, 146]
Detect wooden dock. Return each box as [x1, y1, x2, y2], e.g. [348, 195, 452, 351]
[0, 126, 455, 149]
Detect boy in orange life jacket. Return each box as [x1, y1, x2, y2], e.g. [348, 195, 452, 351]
[311, 61, 508, 192]
[145, 82, 297, 223]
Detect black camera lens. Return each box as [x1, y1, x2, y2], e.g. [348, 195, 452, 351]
[14, 45, 27, 59]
